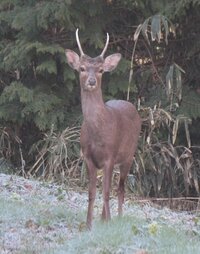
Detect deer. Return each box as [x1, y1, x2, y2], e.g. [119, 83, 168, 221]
[65, 29, 141, 229]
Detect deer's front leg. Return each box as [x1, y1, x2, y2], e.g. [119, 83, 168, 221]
[101, 160, 114, 222]
[86, 159, 97, 229]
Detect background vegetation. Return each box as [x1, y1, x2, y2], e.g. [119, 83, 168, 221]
[0, 0, 200, 198]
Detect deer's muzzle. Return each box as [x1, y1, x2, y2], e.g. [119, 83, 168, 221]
[85, 76, 97, 91]
[88, 77, 96, 86]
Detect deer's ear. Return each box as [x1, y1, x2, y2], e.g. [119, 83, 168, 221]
[65, 49, 80, 71]
[103, 53, 121, 72]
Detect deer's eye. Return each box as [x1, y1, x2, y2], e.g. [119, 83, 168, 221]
[99, 68, 104, 74]
[80, 66, 86, 72]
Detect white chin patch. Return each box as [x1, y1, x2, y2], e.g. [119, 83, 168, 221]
[87, 85, 96, 91]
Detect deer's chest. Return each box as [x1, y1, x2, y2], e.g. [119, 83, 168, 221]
[83, 142, 108, 169]
[80, 125, 113, 169]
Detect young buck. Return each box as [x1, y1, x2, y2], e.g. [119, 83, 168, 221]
[66, 29, 141, 229]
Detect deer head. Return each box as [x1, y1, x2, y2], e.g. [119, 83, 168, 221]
[65, 29, 121, 92]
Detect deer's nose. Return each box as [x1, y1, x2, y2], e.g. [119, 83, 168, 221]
[88, 77, 96, 86]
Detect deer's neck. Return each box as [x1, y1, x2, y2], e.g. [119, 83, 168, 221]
[81, 89, 108, 126]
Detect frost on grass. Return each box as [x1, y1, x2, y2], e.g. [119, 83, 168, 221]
[0, 173, 87, 253]
[0, 173, 200, 254]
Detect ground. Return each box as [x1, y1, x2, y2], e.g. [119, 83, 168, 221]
[0, 173, 200, 254]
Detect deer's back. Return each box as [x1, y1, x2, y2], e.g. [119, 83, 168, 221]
[106, 100, 138, 119]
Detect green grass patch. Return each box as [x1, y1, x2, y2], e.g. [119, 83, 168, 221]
[57, 216, 200, 254]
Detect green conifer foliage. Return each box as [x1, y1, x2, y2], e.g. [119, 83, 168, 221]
[0, 0, 199, 196]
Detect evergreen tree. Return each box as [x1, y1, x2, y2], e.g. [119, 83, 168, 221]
[0, 0, 199, 196]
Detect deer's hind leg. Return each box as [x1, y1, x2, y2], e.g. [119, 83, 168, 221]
[118, 161, 132, 216]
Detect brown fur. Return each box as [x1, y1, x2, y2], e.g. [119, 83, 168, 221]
[66, 49, 141, 229]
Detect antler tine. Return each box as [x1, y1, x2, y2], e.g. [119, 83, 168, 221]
[100, 33, 109, 58]
[76, 29, 84, 56]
